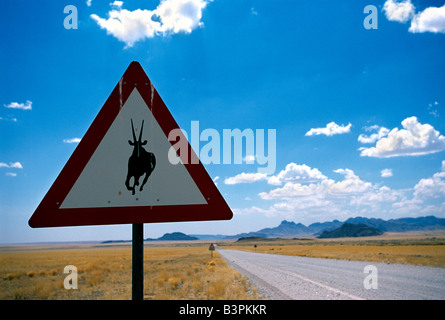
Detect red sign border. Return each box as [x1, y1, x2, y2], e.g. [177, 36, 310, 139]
[29, 61, 233, 228]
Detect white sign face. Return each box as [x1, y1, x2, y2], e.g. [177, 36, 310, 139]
[60, 88, 207, 209]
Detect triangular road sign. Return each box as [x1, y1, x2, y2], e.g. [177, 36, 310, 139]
[29, 61, 233, 228]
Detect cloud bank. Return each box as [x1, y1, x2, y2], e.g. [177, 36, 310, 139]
[227, 161, 445, 222]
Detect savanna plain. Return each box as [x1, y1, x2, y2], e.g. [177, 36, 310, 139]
[1, 231, 445, 300]
[0, 242, 261, 300]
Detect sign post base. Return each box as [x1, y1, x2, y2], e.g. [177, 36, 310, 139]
[132, 223, 144, 300]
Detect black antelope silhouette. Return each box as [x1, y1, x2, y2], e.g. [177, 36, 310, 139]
[125, 119, 156, 195]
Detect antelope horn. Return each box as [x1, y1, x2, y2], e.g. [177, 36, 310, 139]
[139, 120, 144, 142]
[131, 119, 136, 142]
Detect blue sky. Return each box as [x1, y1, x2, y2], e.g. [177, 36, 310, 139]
[1, 0, 445, 243]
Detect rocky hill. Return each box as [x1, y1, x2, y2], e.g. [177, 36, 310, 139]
[147, 232, 198, 241]
[317, 223, 383, 238]
[102, 232, 198, 243]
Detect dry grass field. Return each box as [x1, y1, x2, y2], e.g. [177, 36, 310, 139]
[3, 232, 445, 300]
[0, 242, 261, 300]
[220, 231, 445, 268]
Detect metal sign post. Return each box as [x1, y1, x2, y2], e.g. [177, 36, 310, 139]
[132, 223, 144, 300]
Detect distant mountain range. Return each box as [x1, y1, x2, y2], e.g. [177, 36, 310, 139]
[222, 215, 445, 239]
[102, 216, 445, 243]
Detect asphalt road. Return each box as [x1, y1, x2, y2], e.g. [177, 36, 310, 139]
[218, 248, 445, 300]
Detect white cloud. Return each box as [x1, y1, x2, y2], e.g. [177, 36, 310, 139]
[383, 0, 415, 23]
[9, 162, 22, 169]
[358, 125, 390, 144]
[0, 116, 17, 122]
[381, 168, 393, 178]
[91, 0, 210, 47]
[383, 1, 445, 34]
[409, 5, 445, 33]
[156, 0, 209, 33]
[3, 100, 32, 110]
[5, 172, 17, 177]
[110, 1, 123, 8]
[414, 171, 445, 200]
[442, 160, 445, 172]
[0, 162, 23, 169]
[359, 116, 445, 158]
[91, 9, 157, 47]
[224, 172, 268, 185]
[267, 163, 327, 185]
[63, 138, 81, 144]
[86, 0, 92, 7]
[305, 122, 351, 137]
